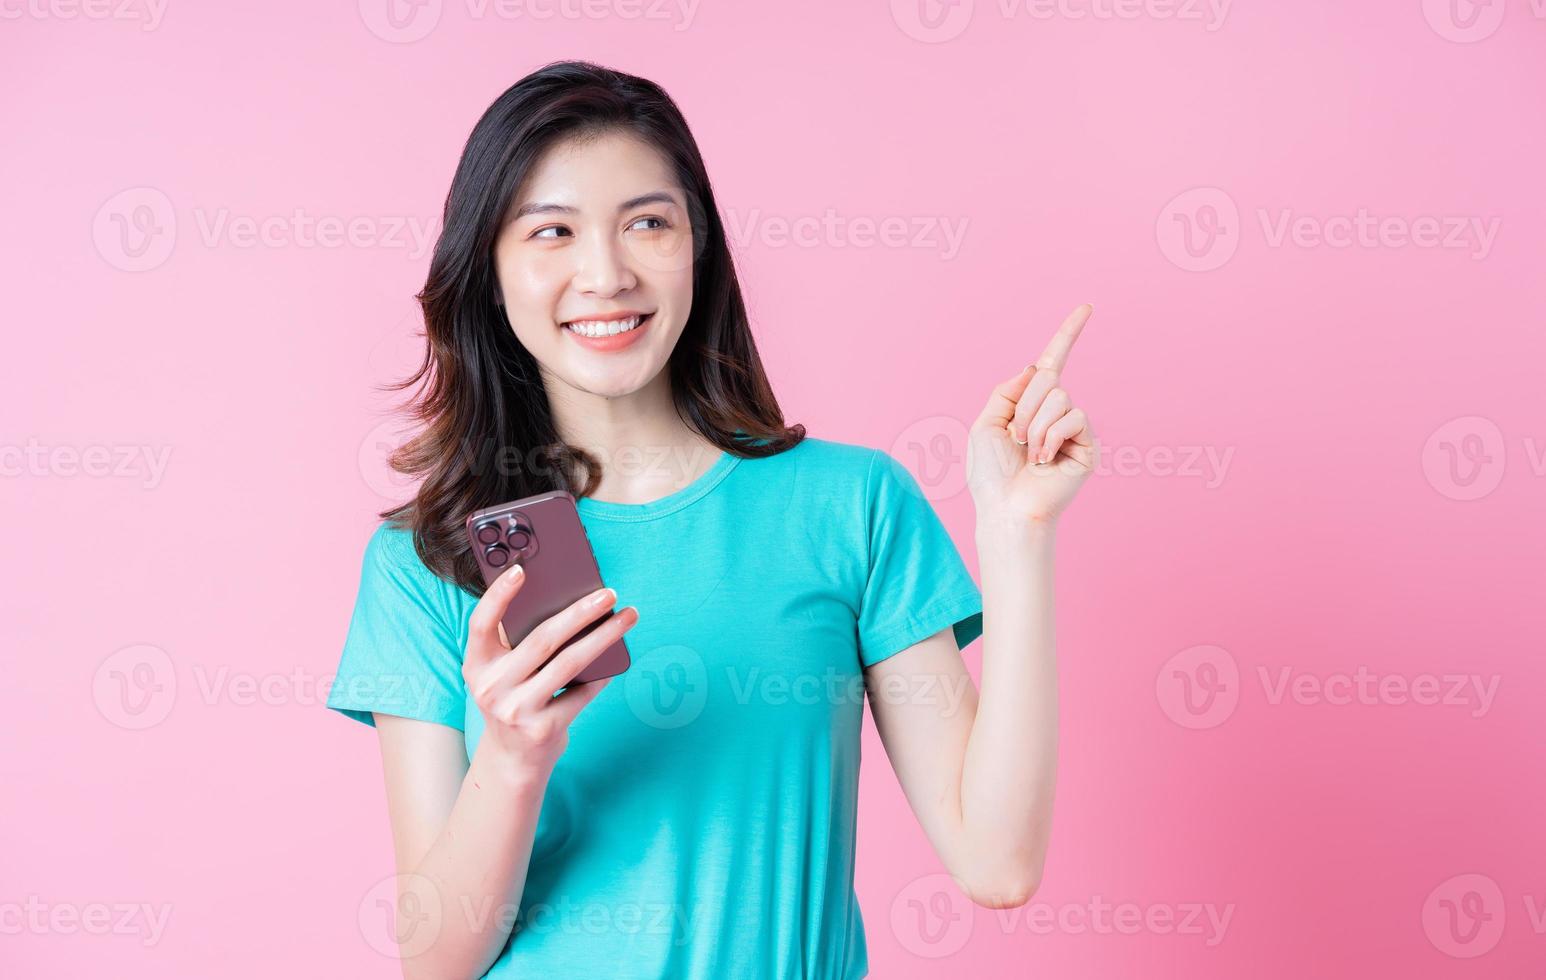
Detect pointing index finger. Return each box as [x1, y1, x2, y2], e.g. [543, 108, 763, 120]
[1035, 303, 1093, 373]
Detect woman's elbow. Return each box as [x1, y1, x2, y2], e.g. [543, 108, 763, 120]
[964, 871, 1041, 910]
[959, 851, 1045, 909]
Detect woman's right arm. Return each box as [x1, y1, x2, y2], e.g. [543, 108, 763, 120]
[372, 561, 639, 979]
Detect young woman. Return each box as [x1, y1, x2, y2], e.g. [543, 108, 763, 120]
[328, 60, 1096, 979]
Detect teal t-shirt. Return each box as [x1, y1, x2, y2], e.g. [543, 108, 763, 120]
[327, 436, 984, 979]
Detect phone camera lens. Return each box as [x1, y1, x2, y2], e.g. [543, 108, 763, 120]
[508, 530, 530, 549]
[475, 521, 503, 545]
[484, 544, 510, 567]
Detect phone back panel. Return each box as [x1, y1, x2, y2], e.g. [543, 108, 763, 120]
[464, 491, 630, 685]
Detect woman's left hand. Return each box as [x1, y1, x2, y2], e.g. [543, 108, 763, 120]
[966, 303, 1099, 526]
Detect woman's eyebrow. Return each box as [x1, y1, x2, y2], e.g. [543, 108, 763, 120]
[512, 191, 678, 220]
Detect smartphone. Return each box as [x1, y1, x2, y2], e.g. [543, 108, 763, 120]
[464, 491, 631, 685]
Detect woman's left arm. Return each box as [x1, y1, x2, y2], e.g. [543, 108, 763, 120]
[866, 304, 1098, 910]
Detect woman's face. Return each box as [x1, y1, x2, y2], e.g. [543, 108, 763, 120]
[493, 130, 696, 400]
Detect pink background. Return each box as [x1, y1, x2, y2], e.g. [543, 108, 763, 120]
[4, 1, 1543, 976]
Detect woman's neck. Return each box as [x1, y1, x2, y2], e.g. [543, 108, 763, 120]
[546, 372, 721, 505]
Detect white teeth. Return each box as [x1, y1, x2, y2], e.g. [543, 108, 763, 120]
[564, 314, 645, 338]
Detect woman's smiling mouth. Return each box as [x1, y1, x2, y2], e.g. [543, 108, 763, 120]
[560, 311, 653, 351]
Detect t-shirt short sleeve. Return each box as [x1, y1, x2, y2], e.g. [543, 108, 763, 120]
[856, 449, 985, 667]
[325, 523, 469, 730]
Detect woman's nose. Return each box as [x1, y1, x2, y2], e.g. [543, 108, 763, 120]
[572, 234, 636, 296]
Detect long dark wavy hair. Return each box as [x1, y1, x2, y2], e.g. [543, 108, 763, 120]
[379, 60, 804, 596]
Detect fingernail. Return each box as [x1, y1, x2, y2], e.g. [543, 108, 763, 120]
[593, 587, 615, 605]
[1037, 449, 1050, 464]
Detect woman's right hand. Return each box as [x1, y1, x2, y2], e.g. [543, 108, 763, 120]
[462, 561, 638, 781]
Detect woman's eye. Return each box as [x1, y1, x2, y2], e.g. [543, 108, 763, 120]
[530, 218, 667, 240]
